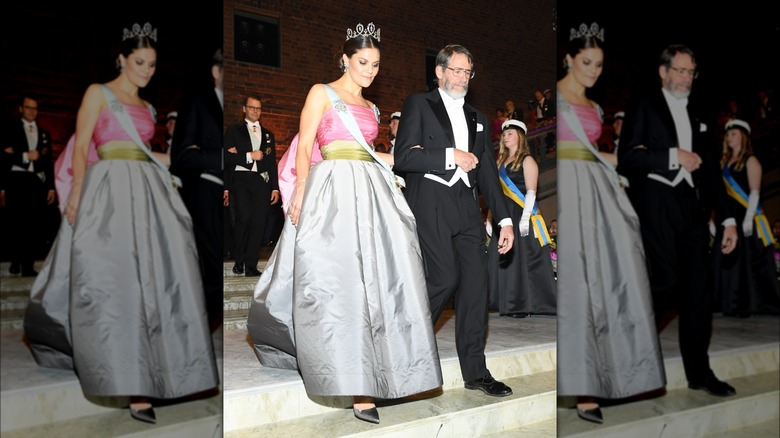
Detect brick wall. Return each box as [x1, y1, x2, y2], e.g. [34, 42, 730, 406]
[223, 0, 558, 156]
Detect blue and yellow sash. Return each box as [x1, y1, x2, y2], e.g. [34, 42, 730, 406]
[498, 164, 551, 247]
[722, 164, 776, 247]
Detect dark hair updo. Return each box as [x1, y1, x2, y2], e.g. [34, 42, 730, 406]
[340, 34, 380, 72]
[116, 24, 158, 70]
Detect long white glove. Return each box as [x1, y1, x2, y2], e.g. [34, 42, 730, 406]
[519, 189, 535, 237]
[743, 189, 759, 237]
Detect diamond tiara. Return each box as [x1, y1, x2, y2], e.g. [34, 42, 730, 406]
[123, 22, 157, 42]
[569, 22, 604, 42]
[346, 22, 380, 42]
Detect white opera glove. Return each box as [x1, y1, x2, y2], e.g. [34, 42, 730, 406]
[519, 189, 535, 237]
[743, 189, 759, 237]
[708, 219, 716, 237]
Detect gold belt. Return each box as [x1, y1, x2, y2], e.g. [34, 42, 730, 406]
[557, 140, 597, 162]
[98, 144, 151, 161]
[321, 140, 374, 162]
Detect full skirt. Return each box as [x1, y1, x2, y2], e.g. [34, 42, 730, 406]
[23, 159, 220, 399]
[247, 159, 443, 399]
[556, 158, 666, 399]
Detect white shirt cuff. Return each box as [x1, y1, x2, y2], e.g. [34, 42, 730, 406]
[22, 152, 30, 163]
[669, 148, 679, 170]
[721, 218, 737, 227]
[498, 218, 513, 228]
[445, 148, 455, 170]
[246, 152, 253, 164]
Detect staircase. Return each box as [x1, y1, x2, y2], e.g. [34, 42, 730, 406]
[557, 316, 780, 438]
[0, 261, 224, 437]
[222, 312, 558, 437]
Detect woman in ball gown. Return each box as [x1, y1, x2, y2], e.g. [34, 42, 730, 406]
[23, 23, 219, 424]
[556, 23, 666, 423]
[246, 23, 442, 424]
[714, 118, 780, 316]
[487, 119, 556, 317]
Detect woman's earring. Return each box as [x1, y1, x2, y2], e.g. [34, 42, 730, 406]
[120, 63, 126, 71]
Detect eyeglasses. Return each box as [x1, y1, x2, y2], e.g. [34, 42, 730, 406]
[245, 105, 261, 112]
[444, 66, 475, 79]
[668, 66, 699, 79]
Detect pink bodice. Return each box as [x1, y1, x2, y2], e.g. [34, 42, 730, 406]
[315, 104, 378, 147]
[558, 102, 602, 144]
[92, 104, 155, 147]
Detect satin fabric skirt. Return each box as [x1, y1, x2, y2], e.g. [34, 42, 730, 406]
[247, 158, 443, 399]
[24, 159, 219, 399]
[487, 202, 557, 315]
[556, 157, 666, 399]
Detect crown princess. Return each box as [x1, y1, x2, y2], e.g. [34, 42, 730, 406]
[346, 22, 380, 42]
[123, 22, 157, 42]
[569, 22, 604, 41]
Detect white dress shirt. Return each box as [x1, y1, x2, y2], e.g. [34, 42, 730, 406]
[424, 89, 470, 188]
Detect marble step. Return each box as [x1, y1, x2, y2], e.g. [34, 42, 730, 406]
[223, 342, 557, 433]
[225, 371, 556, 438]
[1, 396, 223, 438]
[701, 418, 780, 437]
[557, 371, 779, 438]
[0, 328, 225, 435]
[480, 419, 557, 437]
[557, 342, 780, 438]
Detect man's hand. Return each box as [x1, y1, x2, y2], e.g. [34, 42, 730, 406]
[454, 149, 478, 172]
[721, 224, 738, 255]
[497, 225, 514, 255]
[223, 190, 229, 206]
[677, 149, 702, 172]
[250, 150, 264, 161]
[28, 150, 40, 161]
[46, 190, 56, 205]
[270, 190, 280, 205]
[227, 147, 237, 154]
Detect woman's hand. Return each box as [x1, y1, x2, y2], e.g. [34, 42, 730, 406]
[65, 185, 81, 225]
[288, 180, 306, 226]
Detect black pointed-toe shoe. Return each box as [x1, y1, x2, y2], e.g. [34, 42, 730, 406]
[464, 373, 513, 397]
[130, 406, 156, 424]
[576, 406, 603, 424]
[232, 263, 244, 275]
[688, 375, 736, 397]
[353, 407, 380, 424]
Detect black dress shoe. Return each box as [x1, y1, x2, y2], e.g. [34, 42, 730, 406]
[232, 263, 244, 275]
[688, 375, 736, 397]
[464, 374, 513, 397]
[130, 406, 156, 424]
[505, 312, 529, 318]
[353, 407, 380, 424]
[245, 267, 262, 277]
[9, 263, 20, 275]
[576, 406, 603, 424]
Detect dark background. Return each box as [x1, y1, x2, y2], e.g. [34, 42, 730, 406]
[556, 0, 780, 222]
[1, 1, 223, 146]
[557, 1, 779, 123]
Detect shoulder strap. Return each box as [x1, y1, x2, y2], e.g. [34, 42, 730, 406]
[322, 84, 404, 189]
[100, 85, 181, 187]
